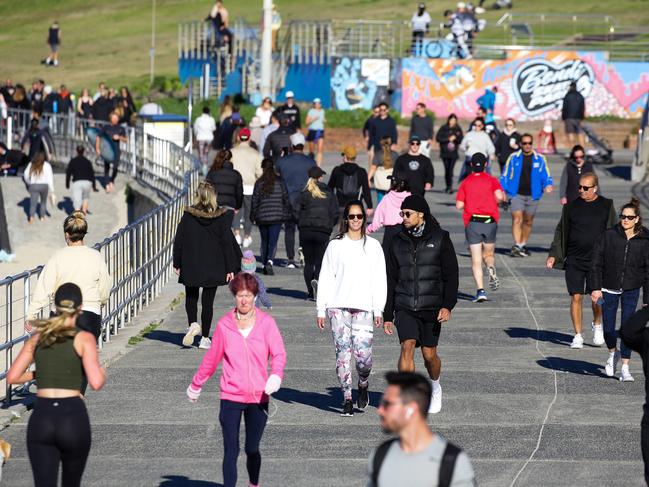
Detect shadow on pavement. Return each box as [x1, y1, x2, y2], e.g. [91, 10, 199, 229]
[144, 330, 185, 346]
[495, 245, 549, 256]
[605, 165, 631, 181]
[57, 196, 75, 214]
[159, 476, 223, 487]
[273, 387, 345, 413]
[536, 356, 608, 377]
[266, 287, 307, 300]
[505, 327, 573, 346]
[458, 291, 475, 301]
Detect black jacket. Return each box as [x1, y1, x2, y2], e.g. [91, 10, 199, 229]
[327, 163, 373, 209]
[251, 177, 291, 225]
[559, 159, 594, 204]
[620, 308, 649, 400]
[263, 126, 295, 161]
[296, 182, 339, 234]
[494, 131, 521, 165]
[385, 218, 459, 321]
[562, 90, 585, 121]
[173, 206, 242, 287]
[206, 162, 244, 210]
[370, 116, 398, 151]
[435, 123, 463, 159]
[66, 155, 96, 189]
[589, 225, 649, 304]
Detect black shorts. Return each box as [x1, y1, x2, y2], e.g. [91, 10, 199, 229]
[306, 129, 324, 142]
[395, 309, 441, 347]
[565, 260, 592, 295]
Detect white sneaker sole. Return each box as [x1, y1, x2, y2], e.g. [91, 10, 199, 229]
[570, 343, 584, 349]
[182, 323, 201, 347]
[620, 374, 635, 382]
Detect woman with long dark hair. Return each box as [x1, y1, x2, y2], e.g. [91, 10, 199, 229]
[296, 166, 339, 299]
[206, 149, 244, 228]
[316, 200, 387, 416]
[23, 151, 54, 223]
[590, 197, 649, 381]
[186, 272, 286, 487]
[435, 113, 463, 194]
[8, 283, 106, 487]
[251, 158, 291, 275]
[174, 181, 241, 349]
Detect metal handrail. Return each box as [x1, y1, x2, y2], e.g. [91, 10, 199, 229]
[0, 108, 199, 404]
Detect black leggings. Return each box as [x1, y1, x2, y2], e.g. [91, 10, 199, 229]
[27, 397, 91, 487]
[184, 286, 218, 337]
[442, 156, 458, 190]
[299, 229, 330, 295]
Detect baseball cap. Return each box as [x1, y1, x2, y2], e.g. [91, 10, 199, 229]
[418, 2, 425, 8]
[409, 135, 421, 143]
[54, 283, 83, 310]
[290, 132, 306, 146]
[470, 152, 487, 172]
[239, 127, 251, 140]
[285, 90, 295, 98]
[308, 166, 326, 179]
[341, 146, 357, 160]
[457, 1, 466, 7]
[313, 97, 321, 104]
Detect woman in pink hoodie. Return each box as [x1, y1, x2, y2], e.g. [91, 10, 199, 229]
[367, 176, 412, 252]
[186, 272, 286, 487]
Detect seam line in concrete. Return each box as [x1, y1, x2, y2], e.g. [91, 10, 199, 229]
[499, 255, 559, 487]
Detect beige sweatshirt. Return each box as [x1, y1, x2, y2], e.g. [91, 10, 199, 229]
[231, 143, 263, 194]
[27, 245, 111, 320]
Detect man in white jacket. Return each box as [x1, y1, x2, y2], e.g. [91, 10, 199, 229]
[193, 106, 217, 174]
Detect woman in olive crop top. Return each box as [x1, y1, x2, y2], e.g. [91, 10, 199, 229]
[8, 283, 105, 487]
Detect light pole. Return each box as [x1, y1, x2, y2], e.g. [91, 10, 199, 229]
[260, 0, 273, 98]
[150, 0, 156, 84]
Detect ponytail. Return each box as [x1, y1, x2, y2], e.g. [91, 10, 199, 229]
[34, 301, 80, 348]
[305, 178, 326, 199]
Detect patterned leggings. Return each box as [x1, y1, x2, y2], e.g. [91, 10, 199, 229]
[328, 308, 374, 400]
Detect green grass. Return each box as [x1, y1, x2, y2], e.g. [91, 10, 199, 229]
[128, 320, 161, 346]
[1, 0, 648, 94]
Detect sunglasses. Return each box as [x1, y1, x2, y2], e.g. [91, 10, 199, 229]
[578, 185, 594, 191]
[521, 141, 533, 146]
[474, 124, 484, 128]
[410, 141, 421, 146]
[399, 211, 417, 218]
[347, 214, 364, 221]
[620, 214, 637, 221]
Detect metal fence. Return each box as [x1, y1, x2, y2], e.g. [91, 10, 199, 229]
[0, 108, 199, 404]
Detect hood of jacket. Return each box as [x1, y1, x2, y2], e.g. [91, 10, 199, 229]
[184, 206, 229, 225]
[614, 224, 649, 240]
[340, 162, 361, 176]
[383, 190, 410, 208]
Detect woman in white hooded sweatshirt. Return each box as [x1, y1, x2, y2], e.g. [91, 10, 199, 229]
[316, 199, 387, 417]
[459, 117, 495, 182]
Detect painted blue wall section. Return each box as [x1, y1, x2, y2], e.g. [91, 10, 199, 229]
[276, 64, 331, 108]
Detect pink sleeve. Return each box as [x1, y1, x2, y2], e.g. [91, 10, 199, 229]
[266, 317, 287, 379]
[191, 323, 224, 388]
[367, 200, 385, 233]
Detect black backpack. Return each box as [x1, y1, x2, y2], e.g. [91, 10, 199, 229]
[340, 171, 360, 200]
[371, 438, 461, 487]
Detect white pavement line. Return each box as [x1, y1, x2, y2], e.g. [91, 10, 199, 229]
[499, 255, 559, 487]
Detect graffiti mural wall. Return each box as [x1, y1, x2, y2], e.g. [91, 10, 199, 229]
[331, 57, 391, 110]
[401, 51, 649, 120]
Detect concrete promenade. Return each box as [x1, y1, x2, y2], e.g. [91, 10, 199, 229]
[1, 154, 646, 486]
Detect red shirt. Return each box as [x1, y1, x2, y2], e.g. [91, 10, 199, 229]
[456, 173, 503, 226]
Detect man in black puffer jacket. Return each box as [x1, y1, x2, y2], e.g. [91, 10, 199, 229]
[206, 155, 244, 228]
[384, 194, 458, 415]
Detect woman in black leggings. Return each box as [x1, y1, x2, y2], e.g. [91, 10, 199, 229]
[8, 283, 106, 487]
[295, 166, 339, 299]
[435, 113, 464, 194]
[173, 181, 241, 349]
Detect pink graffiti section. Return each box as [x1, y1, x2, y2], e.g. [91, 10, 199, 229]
[401, 51, 649, 120]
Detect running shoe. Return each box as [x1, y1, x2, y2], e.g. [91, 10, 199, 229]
[264, 261, 274, 276]
[521, 246, 531, 256]
[510, 245, 525, 258]
[311, 279, 319, 300]
[473, 289, 488, 303]
[570, 334, 584, 349]
[592, 323, 605, 347]
[243, 236, 253, 248]
[620, 366, 635, 382]
[286, 261, 296, 269]
[487, 266, 500, 291]
[182, 322, 201, 347]
[429, 384, 442, 414]
[198, 337, 212, 349]
[341, 399, 354, 417]
[298, 247, 305, 267]
[357, 382, 369, 410]
[605, 351, 620, 377]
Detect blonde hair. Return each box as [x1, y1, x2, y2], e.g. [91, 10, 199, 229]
[194, 181, 218, 213]
[305, 178, 326, 199]
[34, 301, 80, 348]
[63, 211, 88, 242]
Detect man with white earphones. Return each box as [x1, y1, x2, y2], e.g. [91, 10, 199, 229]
[367, 372, 475, 487]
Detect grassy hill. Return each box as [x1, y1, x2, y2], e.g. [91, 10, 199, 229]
[1, 0, 648, 93]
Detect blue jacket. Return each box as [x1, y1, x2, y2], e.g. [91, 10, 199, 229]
[500, 150, 553, 201]
[477, 90, 496, 112]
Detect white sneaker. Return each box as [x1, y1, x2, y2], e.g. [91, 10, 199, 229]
[235, 234, 242, 245]
[592, 323, 605, 346]
[429, 384, 442, 414]
[605, 351, 620, 377]
[620, 365, 634, 382]
[243, 236, 253, 248]
[286, 262, 296, 269]
[182, 322, 201, 347]
[570, 334, 584, 349]
[198, 337, 212, 349]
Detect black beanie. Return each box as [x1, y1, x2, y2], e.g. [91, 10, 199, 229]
[401, 195, 430, 215]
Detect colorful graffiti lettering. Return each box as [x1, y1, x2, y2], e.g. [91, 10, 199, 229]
[401, 51, 649, 120]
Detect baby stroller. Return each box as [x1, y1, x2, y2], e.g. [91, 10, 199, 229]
[582, 123, 613, 165]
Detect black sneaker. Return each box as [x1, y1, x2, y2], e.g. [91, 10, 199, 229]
[357, 383, 369, 410]
[341, 399, 354, 417]
[521, 246, 531, 256]
[264, 263, 274, 276]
